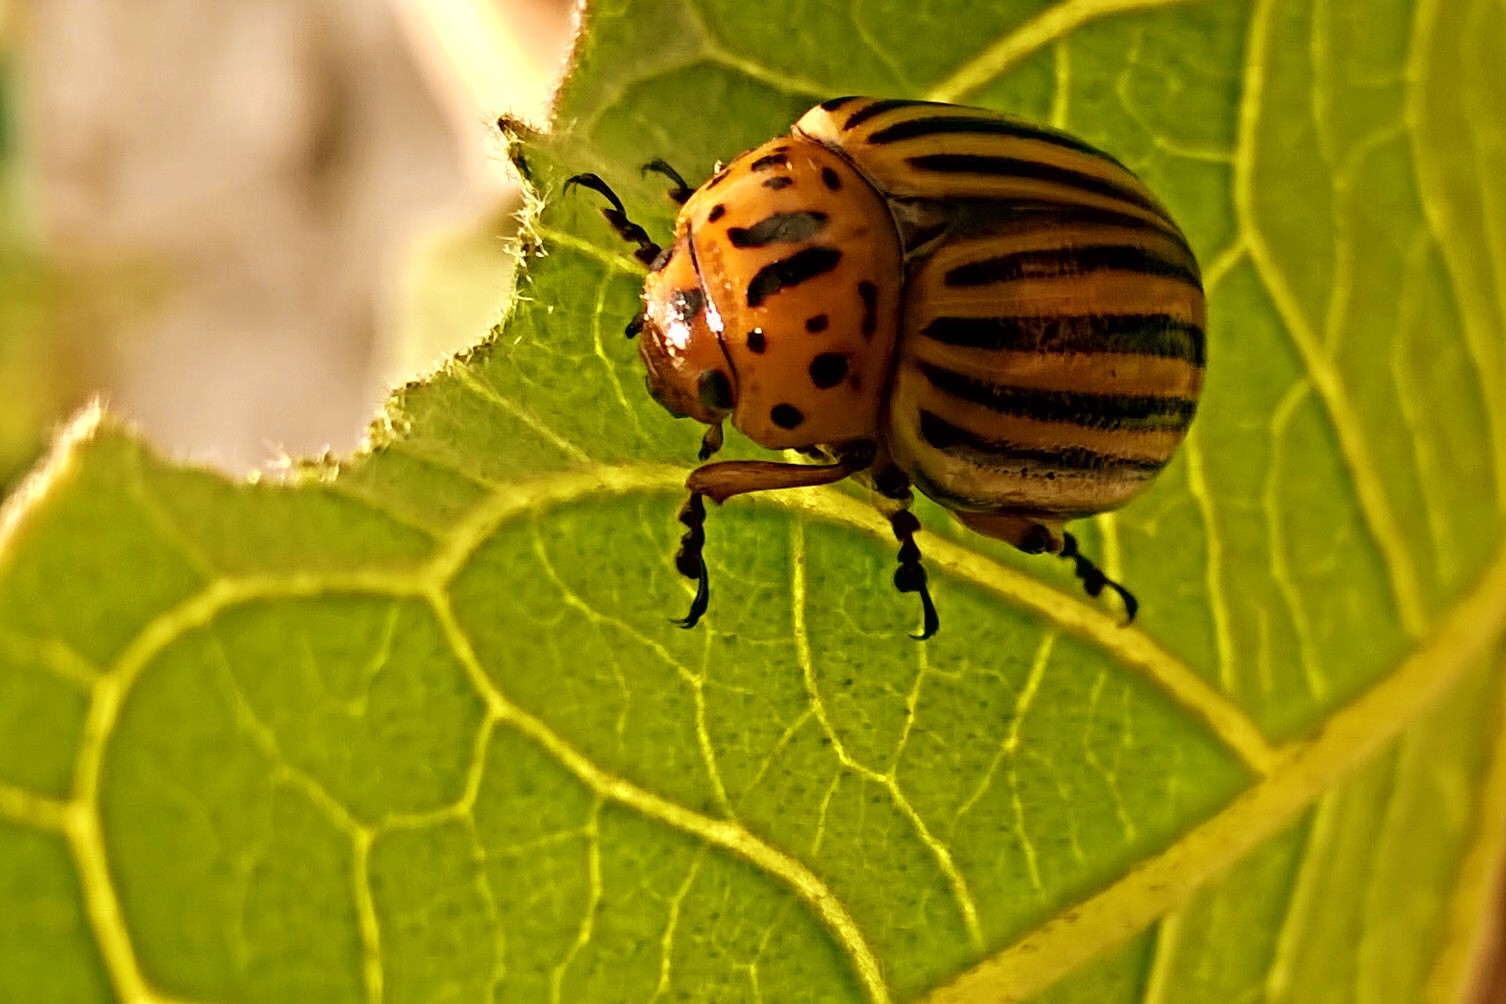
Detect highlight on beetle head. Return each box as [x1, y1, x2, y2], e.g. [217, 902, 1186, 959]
[637, 233, 736, 426]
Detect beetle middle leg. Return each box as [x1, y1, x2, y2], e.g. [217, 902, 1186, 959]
[887, 508, 939, 641]
[867, 464, 939, 640]
[669, 457, 868, 629]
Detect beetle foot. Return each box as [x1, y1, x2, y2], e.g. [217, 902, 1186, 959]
[1059, 532, 1138, 624]
[889, 509, 939, 640]
[670, 493, 711, 628]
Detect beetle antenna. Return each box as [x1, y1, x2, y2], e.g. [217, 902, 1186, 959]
[563, 173, 663, 266]
[640, 159, 694, 205]
[1059, 532, 1138, 624]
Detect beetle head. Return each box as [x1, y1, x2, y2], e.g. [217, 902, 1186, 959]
[637, 233, 737, 426]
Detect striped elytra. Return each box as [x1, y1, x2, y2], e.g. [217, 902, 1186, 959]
[583, 96, 1204, 633]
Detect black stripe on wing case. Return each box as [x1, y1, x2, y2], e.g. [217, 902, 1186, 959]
[727, 211, 829, 248]
[746, 247, 843, 307]
[920, 313, 1206, 366]
[943, 244, 1202, 288]
[918, 362, 1198, 429]
[906, 152, 1162, 214]
[844, 99, 937, 131]
[867, 115, 1123, 165]
[918, 410, 1166, 474]
[1000, 200, 1189, 244]
[888, 196, 1187, 245]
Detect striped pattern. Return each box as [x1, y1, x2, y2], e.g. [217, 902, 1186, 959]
[796, 98, 1189, 245]
[794, 98, 1206, 519]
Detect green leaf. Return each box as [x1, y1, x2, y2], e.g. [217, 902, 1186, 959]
[4, 1, 1506, 1002]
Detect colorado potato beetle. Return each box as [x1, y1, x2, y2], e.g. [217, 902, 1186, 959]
[566, 96, 1205, 639]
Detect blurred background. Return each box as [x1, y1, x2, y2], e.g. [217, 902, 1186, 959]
[0, 0, 575, 485]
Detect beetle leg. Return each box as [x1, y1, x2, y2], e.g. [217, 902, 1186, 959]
[670, 493, 711, 628]
[1059, 532, 1138, 624]
[563, 172, 663, 266]
[669, 458, 866, 629]
[697, 422, 724, 461]
[887, 507, 939, 641]
[686, 458, 862, 503]
[640, 159, 694, 205]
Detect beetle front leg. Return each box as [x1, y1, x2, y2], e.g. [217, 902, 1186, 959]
[670, 493, 711, 628]
[669, 458, 866, 629]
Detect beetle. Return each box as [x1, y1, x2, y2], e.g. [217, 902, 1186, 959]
[565, 97, 1205, 639]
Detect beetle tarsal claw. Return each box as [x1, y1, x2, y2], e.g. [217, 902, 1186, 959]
[671, 562, 710, 629]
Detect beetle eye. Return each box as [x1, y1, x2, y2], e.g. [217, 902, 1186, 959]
[697, 370, 734, 412]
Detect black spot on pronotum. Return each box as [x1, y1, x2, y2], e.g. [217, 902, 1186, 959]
[762, 177, 794, 191]
[750, 152, 789, 172]
[771, 403, 805, 429]
[707, 204, 726, 222]
[821, 167, 842, 191]
[808, 353, 848, 389]
[727, 211, 829, 248]
[805, 314, 829, 333]
[697, 370, 734, 412]
[858, 281, 879, 337]
[746, 329, 767, 353]
[746, 247, 844, 307]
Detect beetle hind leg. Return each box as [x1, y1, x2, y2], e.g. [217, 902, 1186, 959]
[954, 511, 1137, 623]
[1059, 532, 1138, 624]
